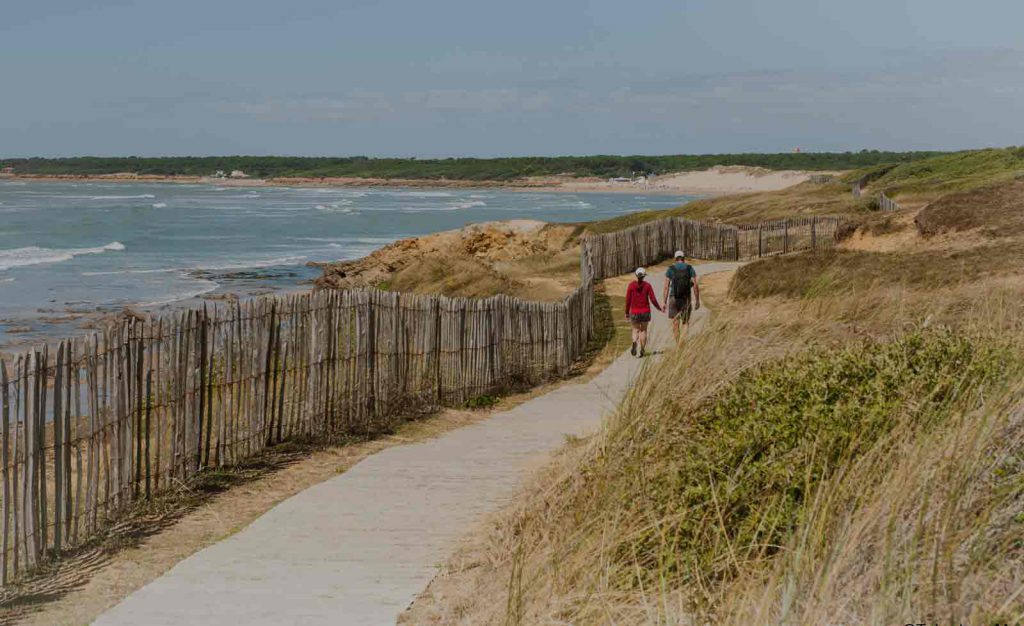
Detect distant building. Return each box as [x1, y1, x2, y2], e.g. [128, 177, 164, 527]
[0, 166, 14, 177]
[229, 170, 249, 179]
[213, 170, 227, 178]
[609, 177, 631, 183]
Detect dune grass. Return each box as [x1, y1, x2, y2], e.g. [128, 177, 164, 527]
[411, 278, 1024, 625]
[404, 166, 1024, 625]
[916, 179, 1024, 237]
[728, 241, 1024, 301]
[867, 147, 1024, 196]
[587, 148, 1024, 236]
[586, 182, 869, 235]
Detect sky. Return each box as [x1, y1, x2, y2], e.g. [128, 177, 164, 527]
[1, 0, 1023, 157]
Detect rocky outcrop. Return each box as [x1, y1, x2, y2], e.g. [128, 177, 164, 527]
[312, 220, 578, 291]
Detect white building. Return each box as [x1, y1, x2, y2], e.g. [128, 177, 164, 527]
[229, 170, 249, 179]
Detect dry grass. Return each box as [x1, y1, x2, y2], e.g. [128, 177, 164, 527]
[387, 256, 524, 299]
[916, 180, 1024, 238]
[728, 241, 1024, 301]
[586, 181, 870, 235]
[406, 172, 1024, 624]
[868, 147, 1024, 196]
[404, 276, 1024, 625]
[385, 247, 583, 302]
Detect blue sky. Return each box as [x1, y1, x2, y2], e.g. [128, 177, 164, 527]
[2, 0, 1023, 157]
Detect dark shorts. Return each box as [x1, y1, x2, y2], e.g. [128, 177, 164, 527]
[668, 297, 692, 323]
[629, 312, 652, 324]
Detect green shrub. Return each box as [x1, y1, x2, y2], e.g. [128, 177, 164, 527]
[465, 394, 502, 409]
[613, 329, 1016, 588]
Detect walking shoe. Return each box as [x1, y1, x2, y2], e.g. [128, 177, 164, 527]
[639, 347, 645, 358]
[630, 341, 637, 356]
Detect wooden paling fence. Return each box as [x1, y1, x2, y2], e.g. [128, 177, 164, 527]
[878, 192, 901, 212]
[0, 212, 842, 587]
[808, 174, 834, 185]
[0, 284, 595, 585]
[585, 215, 845, 280]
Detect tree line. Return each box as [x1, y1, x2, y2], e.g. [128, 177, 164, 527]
[1, 151, 947, 181]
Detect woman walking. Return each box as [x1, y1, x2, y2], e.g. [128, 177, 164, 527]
[625, 267, 663, 357]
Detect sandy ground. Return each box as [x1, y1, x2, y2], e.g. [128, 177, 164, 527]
[528, 166, 842, 196]
[10, 166, 834, 197]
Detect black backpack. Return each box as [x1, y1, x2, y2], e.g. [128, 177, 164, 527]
[668, 263, 693, 299]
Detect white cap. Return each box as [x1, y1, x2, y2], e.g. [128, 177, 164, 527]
[635, 267, 647, 277]
[674, 250, 686, 259]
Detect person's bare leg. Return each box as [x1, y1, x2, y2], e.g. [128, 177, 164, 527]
[638, 321, 649, 354]
[630, 321, 640, 355]
[671, 316, 681, 342]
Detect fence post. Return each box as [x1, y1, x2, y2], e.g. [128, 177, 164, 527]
[811, 217, 817, 250]
[783, 219, 790, 254]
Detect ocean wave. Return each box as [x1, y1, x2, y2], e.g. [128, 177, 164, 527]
[152, 202, 168, 208]
[82, 267, 177, 277]
[0, 277, 14, 283]
[138, 279, 219, 307]
[315, 202, 354, 213]
[79, 194, 157, 200]
[194, 255, 309, 272]
[0, 241, 125, 271]
[291, 236, 397, 244]
[447, 200, 487, 210]
[384, 191, 453, 198]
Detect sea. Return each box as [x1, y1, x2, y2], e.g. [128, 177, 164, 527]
[0, 180, 695, 349]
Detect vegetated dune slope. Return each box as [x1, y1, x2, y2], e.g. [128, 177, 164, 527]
[404, 152, 1024, 625]
[313, 220, 586, 301]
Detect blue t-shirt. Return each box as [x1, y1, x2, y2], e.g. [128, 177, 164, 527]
[666, 262, 696, 298]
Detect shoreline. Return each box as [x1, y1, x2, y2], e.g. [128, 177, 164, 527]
[2, 165, 835, 197]
[0, 166, 825, 353]
[2, 173, 683, 195]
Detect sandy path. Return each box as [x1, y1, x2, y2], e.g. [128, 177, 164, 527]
[91, 263, 740, 626]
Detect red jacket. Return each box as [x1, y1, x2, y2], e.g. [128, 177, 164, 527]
[625, 279, 661, 315]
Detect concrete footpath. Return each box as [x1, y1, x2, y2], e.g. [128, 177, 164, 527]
[93, 264, 738, 626]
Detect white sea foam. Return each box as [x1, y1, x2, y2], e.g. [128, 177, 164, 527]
[447, 200, 487, 210]
[152, 202, 168, 208]
[384, 191, 453, 198]
[138, 279, 219, 307]
[292, 236, 397, 244]
[82, 194, 157, 200]
[81, 267, 177, 277]
[314, 202, 354, 213]
[0, 277, 14, 283]
[194, 255, 309, 272]
[0, 241, 125, 271]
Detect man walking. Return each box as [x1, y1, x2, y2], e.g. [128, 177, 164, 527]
[625, 267, 663, 358]
[663, 250, 700, 342]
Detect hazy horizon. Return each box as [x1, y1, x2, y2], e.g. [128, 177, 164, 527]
[0, 149, 964, 160]
[3, 0, 1023, 157]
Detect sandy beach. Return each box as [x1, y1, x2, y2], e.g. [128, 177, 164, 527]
[8, 165, 841, 197]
